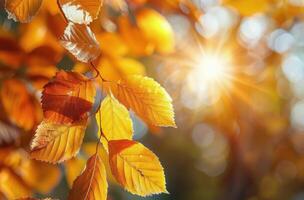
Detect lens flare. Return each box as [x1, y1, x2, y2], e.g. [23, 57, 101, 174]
[182, 51, 234, 107]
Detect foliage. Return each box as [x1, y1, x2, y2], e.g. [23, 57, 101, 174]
[0, 0, 176, 199]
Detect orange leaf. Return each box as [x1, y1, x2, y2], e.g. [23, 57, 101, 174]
[59, 0, 103, 24]
[1, 79, 42, 131]
[5, 0, 43, 22]
[109, 139, 167, 196]
[42, 71, 95, 124]
[68, 154, 108, 200]
[60, 23, 101, 63]
[30, 120, 87, 163]
[0, 168, 31, 199]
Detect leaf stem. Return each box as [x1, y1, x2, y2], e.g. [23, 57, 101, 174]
[56, 0, 69, 23]
[89, 61, 110, 83]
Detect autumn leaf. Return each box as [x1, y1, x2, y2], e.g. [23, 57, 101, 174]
[64, 157, 86, 187]
[109, 139, 168, 196]
[42, 71, 95, 124]
[136, 8, 174, 54]
[60, 22, 101, 62]
[1, 79, 42, 131]
[0, 36, 25, 68]
[118, 15, 153, 56]
[30, 120, 87, 163]
[19, 159, 61, 193]
[97, 57, 146, 82]
[59, 0, 103, 24]
[82, 143, 117, 184]
[109, 75, 176, 127]
[5, 0, 43, 23]
[96, 32, 128, 56]
[0, 168, 31, 199]
[0, 121, 20, 147]
[68, 154, 108, 200]
[96, 94, 133, 149]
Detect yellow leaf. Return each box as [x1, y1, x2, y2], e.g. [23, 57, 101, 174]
[59, 0, 103, 24]
[82, 143, 117, 184]
[0, 168, 31, 199]
[64, 157, 86, 187]
[5, 0, 43, 22]
[30, 120, 87, 163]
[109, 139, 167, 196]
[96, 94, 133, 148]
[60, 23, 101, 63]
[110, 75, 176, 127]
[97, 57, 146, 83]
[68, 154, 108, 200]
[136, 8, 174, 54]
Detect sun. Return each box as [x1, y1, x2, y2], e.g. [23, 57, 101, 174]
[182, 50, 234, 107]
[195, 52, 232, 86]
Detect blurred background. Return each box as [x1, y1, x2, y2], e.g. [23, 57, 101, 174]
[1, 0, 304, 200]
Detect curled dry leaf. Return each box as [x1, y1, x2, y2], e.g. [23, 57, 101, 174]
[60, 22, 101, 63]
[59, 0, 103, 24]
[109, 75, 176, 127]
[5, 0, 43, 23]
[1, 79, 42, 131]
[96, 94, 133, 149]
[109, 139, 168, 196]
[30, 120, 87, 163]
[42, 71, 96, 124]
[68, 154, 108, 200]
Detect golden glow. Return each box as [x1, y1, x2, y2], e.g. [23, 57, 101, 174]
[183, 51, 234, 107]
[195, 52, 232, 86]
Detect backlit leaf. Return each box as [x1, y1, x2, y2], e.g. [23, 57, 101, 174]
[110, 75, 175, 127]
[30, 120, 87, 163]
[109, 139, 167, 196]
[82, 143, 117, 184]
[42, 71, 95, 124]
[5, 0, 43, 22]
[68, 154, 108, 200]
[60, 22, 101, 63]
[59, 0, 103, 24]
[96, 94, 133, 148]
